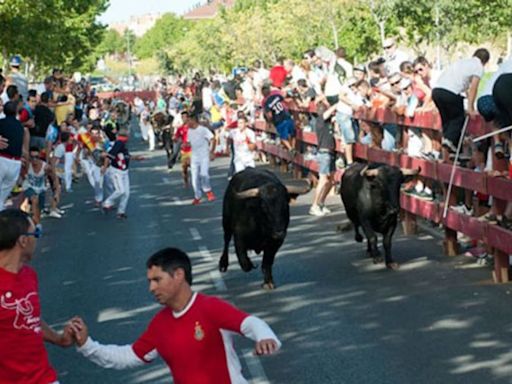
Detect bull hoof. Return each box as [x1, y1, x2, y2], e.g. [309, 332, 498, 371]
[355, 233, 363, 243]
[240, 258, 256, 272]
[386, 262, 400, 270]
[261, 282, 276, 290]
[219, 258, 228, 273]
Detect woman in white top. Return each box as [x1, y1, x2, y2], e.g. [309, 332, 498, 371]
[432, 48, 490, 153]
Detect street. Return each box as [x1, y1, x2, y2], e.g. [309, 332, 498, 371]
[37, 137, 512, 384]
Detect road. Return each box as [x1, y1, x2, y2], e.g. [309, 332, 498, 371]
[35, 129, 512, 384]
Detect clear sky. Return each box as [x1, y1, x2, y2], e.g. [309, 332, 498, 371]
[99, 0, 201, 24]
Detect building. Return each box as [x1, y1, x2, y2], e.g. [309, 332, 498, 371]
[110, 13, 163, 37]
[183, 0, 235, 21]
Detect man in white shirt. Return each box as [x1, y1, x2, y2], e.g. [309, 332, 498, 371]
[383, 37, 411, 75]
[229, 115, 256, 173]
[432, 48, 490, 154]
[188, 115, 216, 205]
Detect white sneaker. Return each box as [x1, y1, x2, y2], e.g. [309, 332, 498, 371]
[321, 205, 332, 214]
[451, 204, 473, 216]
[49, 210, 62, 219]
[309, 205, 326, 217]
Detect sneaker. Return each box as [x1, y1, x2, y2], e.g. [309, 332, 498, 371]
[416, 190, 434, 201]
[49, 210, 62, 219]
[451, 204, 473, 216]
[102, 205, 114, 214]
[335, 158, 346, 170]
[495, 142, 505, 159]
[116, 213, 128, 220]
[320, 205, 332, 214]
[57, 208, 66, 215]
[309, 205, 326, 217]
[206, 191, 216, 202]
[192, 198, 201, 206]
[442, 138, 457, 153]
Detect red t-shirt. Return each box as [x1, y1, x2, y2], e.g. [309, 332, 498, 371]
[269, 65, 288, 88]
[132, 293, 249, 384]
[0, 266, 57, 384]
[174, 124, 191, 153]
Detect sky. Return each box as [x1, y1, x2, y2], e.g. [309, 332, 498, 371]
[99, 0, 201, 24]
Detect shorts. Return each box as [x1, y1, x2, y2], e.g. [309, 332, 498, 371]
[181, 151, 191, 162]
[477, 95, 498, 122]
[316, 151, 335, 175]
[24, 188, 45, 199]
[275, 118, 295, 140]
[336, 112, 357, 144]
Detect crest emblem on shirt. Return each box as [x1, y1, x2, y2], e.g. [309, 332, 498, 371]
[194, 321, 205, 341]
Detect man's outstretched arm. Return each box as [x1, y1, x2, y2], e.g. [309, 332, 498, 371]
[240, 316, 282, 355]
[69, 317, 157, 369]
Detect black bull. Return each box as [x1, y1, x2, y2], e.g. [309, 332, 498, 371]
[219, 168, 311, 289]
[150, 112, 174, 168]
[340, 163, 420, 269]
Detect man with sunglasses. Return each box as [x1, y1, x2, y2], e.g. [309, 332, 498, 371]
[0, 209, 75, 383]
[383, 37, 411, 76]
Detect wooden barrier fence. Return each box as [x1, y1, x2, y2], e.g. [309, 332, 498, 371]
[253, 104, 512, 283]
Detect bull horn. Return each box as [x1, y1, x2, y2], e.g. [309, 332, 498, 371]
[401, 167, 421, 176]
[236, 188, 260, 199]
[285, 179, 311, 195]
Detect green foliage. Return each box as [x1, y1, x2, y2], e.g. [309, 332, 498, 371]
[0, 0, 107, 73]
[97, 29, 125, 56]
[133, 13, 190, 59]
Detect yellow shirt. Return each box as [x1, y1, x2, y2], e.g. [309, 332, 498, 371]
[54, 94, 76, 125]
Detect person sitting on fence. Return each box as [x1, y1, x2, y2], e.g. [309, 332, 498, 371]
[432, 48, 490, 156]
[336, 77, 362, 167]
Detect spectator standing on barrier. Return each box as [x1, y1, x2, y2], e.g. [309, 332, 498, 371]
[262, 85, 296, 153]
[0, 209, 75, 383]
[432, 48, 490, 155]
[383, 37, 411, 76]
[0, 102, 27, 211]
[310, 95, 338, 217]
[269, 57, 288, 89]
[187, 115, 216, 205]
[336, 77, 362, 167]
[492, 57, 512, 131]
[68, 247, 281, 384]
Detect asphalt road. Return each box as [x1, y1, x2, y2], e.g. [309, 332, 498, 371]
[35, 126, 512, 384]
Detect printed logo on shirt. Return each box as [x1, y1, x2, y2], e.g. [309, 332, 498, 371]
[194, 321, 205, 341]
[0, 291, 41, 333]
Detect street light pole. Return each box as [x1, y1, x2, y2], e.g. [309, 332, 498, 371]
[126, 30, 132, 79]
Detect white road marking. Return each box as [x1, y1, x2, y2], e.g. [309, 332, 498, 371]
[199, 246, 227, 291]
[172, 197, 185, 206]
[189, 228, 202, 241]
[243, 349, 271, 384]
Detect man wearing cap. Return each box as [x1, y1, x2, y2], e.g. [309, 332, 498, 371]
[6, 56, 28, 102]
[383, 38, 411, 76]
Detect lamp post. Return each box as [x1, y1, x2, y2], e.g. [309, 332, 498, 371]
[126, 30, 132, 79]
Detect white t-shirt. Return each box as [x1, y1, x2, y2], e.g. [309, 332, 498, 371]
[229, 128, 256, 172]
[482, 58, 512, 96]
[436, 57, 484, 95]
[188, 125, 214, 161]
[385, 49, 411, 75]
[202, 87, 213, 111]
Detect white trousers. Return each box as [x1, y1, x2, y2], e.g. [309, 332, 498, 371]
[64, 152, 74, 192]
[191, 156, 211, 199]
[140, 119, 150, 141]
[103, 167, 130, 214]
[0, 157, 21, 211]
[80, 158, 96, 189]
[91, 164, 104, 203]
[148, 127, 155, 151]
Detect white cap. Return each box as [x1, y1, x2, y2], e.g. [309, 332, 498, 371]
[400, 78, 412, 89]
[383, 38, 395, 48]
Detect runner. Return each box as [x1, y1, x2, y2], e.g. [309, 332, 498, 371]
[173, 111, 192, 188]
[228, 114, 256, 173]
[69, 247, 281, 384]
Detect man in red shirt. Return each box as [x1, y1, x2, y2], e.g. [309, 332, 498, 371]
[269, 57, 288, 89]
[173, 111, 192, 188]
[0, 209, 75, 384]
[69, 247, 281, 384]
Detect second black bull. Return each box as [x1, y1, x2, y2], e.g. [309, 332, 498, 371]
[341, 162, 420, 270]
[219, 168, 311, 289]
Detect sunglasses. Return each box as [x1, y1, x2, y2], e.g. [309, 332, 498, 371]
[414, 67, 425, 73]
[23, 227, 42, 239]
[390, 80, 401, 86]
[383, 45, 394, 50]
